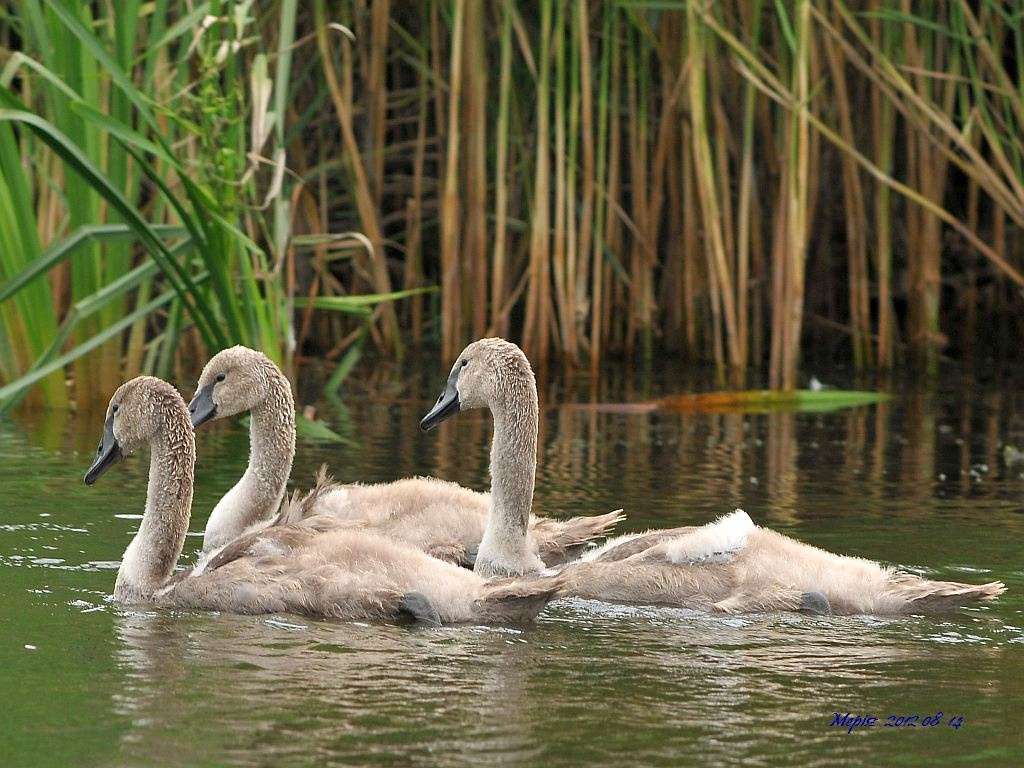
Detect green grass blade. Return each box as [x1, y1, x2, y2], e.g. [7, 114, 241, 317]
[41, 0, 163, 138]
[0, 107, 224, 349]
[293, 286, 439, 315]
[0, 224, 186, 303]
[0, 282, 188, 409]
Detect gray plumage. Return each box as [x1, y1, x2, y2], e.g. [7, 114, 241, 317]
[87, 376, 562, 624]
[190, 345, 622, 566]
[427, 338, 1006, 615]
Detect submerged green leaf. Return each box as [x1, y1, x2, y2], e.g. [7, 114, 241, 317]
[236, 411, 352, 444]
[565, 389, 892, 415]
[295, 412, 351, 443]
[658, 389, 893, 413]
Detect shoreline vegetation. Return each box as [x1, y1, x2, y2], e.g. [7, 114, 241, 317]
[0, 1, 1022, 411]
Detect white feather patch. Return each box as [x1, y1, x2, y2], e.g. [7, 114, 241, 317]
[318, 486, 350, 514]
[662, 508, 755, 564]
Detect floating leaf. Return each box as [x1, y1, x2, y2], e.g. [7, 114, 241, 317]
[296, 411, 352, 443]
[238, 411, 352, 444]
[564, 389, 891, 415]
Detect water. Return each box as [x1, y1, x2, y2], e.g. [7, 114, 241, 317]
[2, 363, 1022, 767]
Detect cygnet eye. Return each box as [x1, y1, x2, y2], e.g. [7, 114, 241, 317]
[111, 403, 119, 414]
[460, 358, 468, 368]
[215, 372, 226, 383]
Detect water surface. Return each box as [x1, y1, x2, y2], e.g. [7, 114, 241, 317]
[2, 363, 1021, 766]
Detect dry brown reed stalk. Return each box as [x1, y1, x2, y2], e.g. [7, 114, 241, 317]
[770, 0, 812, 391]
[869, 3, 895, 369]
[465, 2, 489, 343]
[732, 1, 760, 380]
[821, 3, 1024, 276]
[688, 3, 740, 385]
[654, 13, 681, 354]
[439, 0, 465, 361]
[450, 1, 486, 346]
[489, 0, 514, 341]
[901, 3, 954, 374]
[314, 0, 399, 351]
[563, 3, 581, 364]
[823, 11, 870, 370]
[523, 0, 553, 366]
[551, 1, 573, 362]
[680, 121, 701, 359]
[602, 22, 623, 363]
[625, 23, 651, 360]
[586, 6, 611, 375]
[573, 2, 595, 362]
[368, 0, 390, 211]
[403, 15, 429, 347]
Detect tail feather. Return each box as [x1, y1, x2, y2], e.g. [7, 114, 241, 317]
[472, 574, 565, 623]
[888, 577, 1006, 612]
[536, 509, 626, 566]
[278, 465, 338, 525]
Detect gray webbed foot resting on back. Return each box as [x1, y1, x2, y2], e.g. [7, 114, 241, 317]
[398, 592, 442, 626]
[798, 591, 832, 616]
[461, 543, 479, 570]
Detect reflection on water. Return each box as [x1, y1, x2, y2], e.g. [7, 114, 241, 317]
[1, 364, 1022, 767]
[102, 598, 1021, 767]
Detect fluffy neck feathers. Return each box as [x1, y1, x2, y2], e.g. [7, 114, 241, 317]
[475, 377, 544, 578]
[115, 410, 195, 602]
[202, 366, 295, 552]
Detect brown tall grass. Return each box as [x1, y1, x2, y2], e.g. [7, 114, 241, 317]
[303, 0, 1022, 388]
[5, 0, 1023, 407]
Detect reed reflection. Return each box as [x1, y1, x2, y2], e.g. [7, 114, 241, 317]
[307, 370, 1024, 537]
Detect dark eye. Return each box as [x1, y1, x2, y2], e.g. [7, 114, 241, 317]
[111, 403, 119, 414]
[460, 358, 468, 368]
[215, 373, 226, 383]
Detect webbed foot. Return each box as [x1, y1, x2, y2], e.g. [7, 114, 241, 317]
[460, 544, 479, 570]
[398, 591, 442, 627]
[798, 591, 832, 616]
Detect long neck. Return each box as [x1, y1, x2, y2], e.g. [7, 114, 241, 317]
[475, 382, 543, 578]
[115, 425, 194, 603]
[202, 373, 295, 553]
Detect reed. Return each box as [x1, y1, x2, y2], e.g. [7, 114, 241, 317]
[823, 5, 869, 370]
[3, 1, 1023, 409]
[0, 0, 415, 409]
[489, 1, 513, 341]
[521, 0, 552, 365]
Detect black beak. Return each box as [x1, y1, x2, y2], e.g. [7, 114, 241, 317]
[84, 413, 122, 485]
[420, 367, 461, 431]
[189, 382, 218, 428]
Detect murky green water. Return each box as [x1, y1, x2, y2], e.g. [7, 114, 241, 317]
[2, 363, 1022, 767]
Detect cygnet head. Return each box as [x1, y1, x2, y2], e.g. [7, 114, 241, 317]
[189, 346, 282, 428]
[420, 337, 534, 430]
[84, 376, 189, 484]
